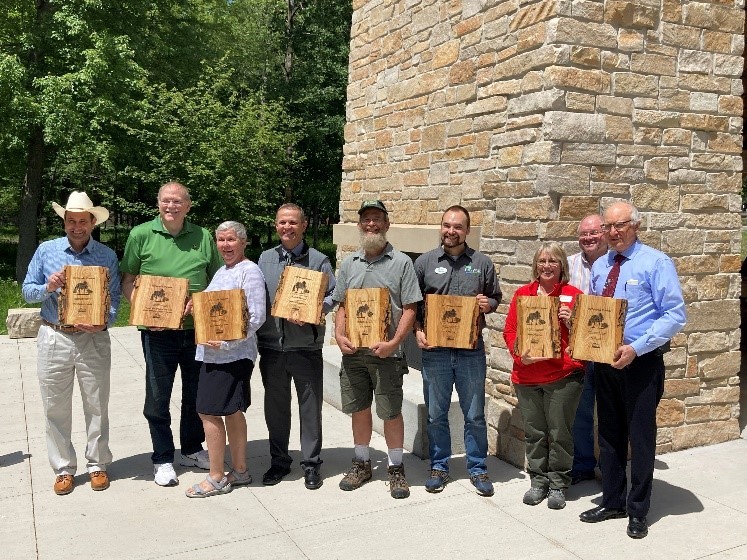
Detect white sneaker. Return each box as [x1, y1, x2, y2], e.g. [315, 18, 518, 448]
[179, 449, 210, 470]
[154, 463, 178, 487]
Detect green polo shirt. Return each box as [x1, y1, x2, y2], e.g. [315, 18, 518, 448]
[121, 216, 222, 329]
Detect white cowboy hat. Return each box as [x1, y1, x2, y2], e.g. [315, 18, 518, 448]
[52, 191, 109, 226]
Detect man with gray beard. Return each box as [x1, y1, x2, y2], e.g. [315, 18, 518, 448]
[332, 200, 422, 499]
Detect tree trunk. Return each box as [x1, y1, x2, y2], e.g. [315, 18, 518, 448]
[16, 126, 46, 281]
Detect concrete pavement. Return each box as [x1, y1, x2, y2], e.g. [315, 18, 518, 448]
[2, 326, 747, 560]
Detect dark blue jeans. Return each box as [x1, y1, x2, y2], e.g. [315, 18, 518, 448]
[141, 329, 204, 464]
[421, 342, 488, 475]
[572, 363, 597, 474]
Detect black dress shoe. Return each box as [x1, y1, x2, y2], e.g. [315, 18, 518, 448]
[579, 506, 628, 523]
[262, 465, 291, 486]
[627, 517, 648, 539]
[304, 466, 323, 490]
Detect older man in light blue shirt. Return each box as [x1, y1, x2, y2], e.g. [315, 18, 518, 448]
[579, 201, 686, 540]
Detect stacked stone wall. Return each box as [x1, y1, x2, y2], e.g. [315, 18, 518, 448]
[340, 0, 745, 465]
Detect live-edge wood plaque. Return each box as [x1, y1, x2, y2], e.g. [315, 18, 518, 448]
[424, 294, 479, 349]
[193, 289, 248, 344]
[515, 295, 561, 359]
[345, 288, 390, 348]
[59, 265, 110, 326]
[271, 267, 327, 325]
[570, 294, 627, 364]
[129, 275, 189, 329]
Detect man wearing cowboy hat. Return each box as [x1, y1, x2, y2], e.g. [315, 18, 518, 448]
[22, 191, 121, 495]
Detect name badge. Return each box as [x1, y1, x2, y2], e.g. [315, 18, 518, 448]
[435, 267, 447, 274]
[626, 279, 639, 285]
[559, 295, 573, 303]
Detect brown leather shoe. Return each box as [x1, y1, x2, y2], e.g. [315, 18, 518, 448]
[89, 471, 110, 491]
[54, 474, 75, 495]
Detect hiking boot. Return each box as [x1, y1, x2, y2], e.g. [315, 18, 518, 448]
[470, 473, 494, 497]
[387, 464, 410, 499]
[339, 459, 372, 491]
[523, 486, 548, 505]
[424, 469, 450, 493]
[547, 488, 566, 509]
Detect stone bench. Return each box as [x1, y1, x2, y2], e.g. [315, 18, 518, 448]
[6, 308, 42, 339]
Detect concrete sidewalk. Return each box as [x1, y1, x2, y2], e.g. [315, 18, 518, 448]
[2, 326, 746, 560]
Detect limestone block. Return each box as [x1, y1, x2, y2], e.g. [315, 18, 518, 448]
[431, 40, 460, 69]
[678, 49, 713, 74]
[563, 95, 593, 114]
[682, 3, 744, 34]
[6, 308, 42, 339]
[662, 23, 701, 49]
[671, 420, 740, 451]
[515, 197, 555, 220]
[545, 66, 610, 93]
[714, 54, 743, 77]
[682, 193, 730, 211]
[617, 29, 644, 52]
[633, 110, 680, 128]
[510, 0, 562, 32]
[689, 92, 718, 112]
[557, 196, 599, 219]
[643, 157, 668, 182]
[542, 111, 606, 142]
[522, 141, 561, 164]
[700, 352, 740, 381]
[613, 72, 658, 96]
[605, 0, 659, 29]
[657, 399, 685, 427]
[662, 229, 705, 255]
[590, 97, 628, 119]
[496, 145, 524, 166]
[703, 30, 734, 54]
[507, 88, 564, 116]
[561, 143, 616, 165]
[631, 53, 676, 76]
[684, 299, 740, 332]
[680, 114, 729, 132]
[535, 164, 590, 194]
[517, 21, 547, 53]
[663, 378, 700, 399]
[720, 254, 742, 273]
[630, 184, 679, 212]
[551, 17, 617, 47]
[677, 74, 731, 94]
[662, 128, 692, 146]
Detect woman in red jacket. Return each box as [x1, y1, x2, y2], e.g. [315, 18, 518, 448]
[504, 241, 585, 510]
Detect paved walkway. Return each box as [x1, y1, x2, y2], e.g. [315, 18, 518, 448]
[2, 326, 747, 560]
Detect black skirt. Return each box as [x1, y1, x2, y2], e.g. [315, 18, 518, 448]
[196, 359, 254, 415]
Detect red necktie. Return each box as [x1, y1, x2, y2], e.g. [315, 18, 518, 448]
[602, 254, 625, 297]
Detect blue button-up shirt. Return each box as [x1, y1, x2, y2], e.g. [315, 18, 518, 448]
[22, 236, 121, 326]
[590, 239, 686, 356]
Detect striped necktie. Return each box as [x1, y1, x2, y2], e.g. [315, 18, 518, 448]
[601, 254, 625, 297]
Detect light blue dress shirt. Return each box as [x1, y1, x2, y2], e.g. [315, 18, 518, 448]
[22, 236, 121, 326]
[590, 239, 686, 357]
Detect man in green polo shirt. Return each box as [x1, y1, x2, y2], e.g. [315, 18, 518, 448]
[121, 182, 222, 487]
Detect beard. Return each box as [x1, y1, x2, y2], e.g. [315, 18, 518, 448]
[360, 231, 387, 253]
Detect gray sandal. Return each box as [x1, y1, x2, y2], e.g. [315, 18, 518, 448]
[228, 469, 252, 487]
[185, 475, 232, 498]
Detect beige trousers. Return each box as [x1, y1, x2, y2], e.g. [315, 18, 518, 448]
[36, 325, 112, 475]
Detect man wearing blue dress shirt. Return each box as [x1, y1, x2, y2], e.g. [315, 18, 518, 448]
[22, 192, 121, 496]
[579, 201, 686, 539]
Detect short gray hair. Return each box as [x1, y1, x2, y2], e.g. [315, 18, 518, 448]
[216, 220, 247, 241]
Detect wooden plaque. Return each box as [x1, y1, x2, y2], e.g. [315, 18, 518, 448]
[570, 294, 628, 364]
[129, 275, 189, 329]
[59, 265, 110, 326]
[193, 289, 248, 344]
[345, 288, 390, 348]
[271, 267, 328, 325]
[515, 296, 561, 358]
[424, 294, 480, 349]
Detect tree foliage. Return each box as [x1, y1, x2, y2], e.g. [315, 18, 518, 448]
[0, 0, 351, 279]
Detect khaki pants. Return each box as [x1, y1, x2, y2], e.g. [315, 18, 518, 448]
[36, 325, 112, 475]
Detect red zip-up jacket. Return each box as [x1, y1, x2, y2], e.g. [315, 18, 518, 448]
[503, 280, 585, 386]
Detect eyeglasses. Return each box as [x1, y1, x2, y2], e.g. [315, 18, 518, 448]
[601, 220, 632, 232]
[578, 230, 603, 239]
[537, 258, 560, 267]
[159, 199, 186, 207]
[360, 217, 386, 224]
